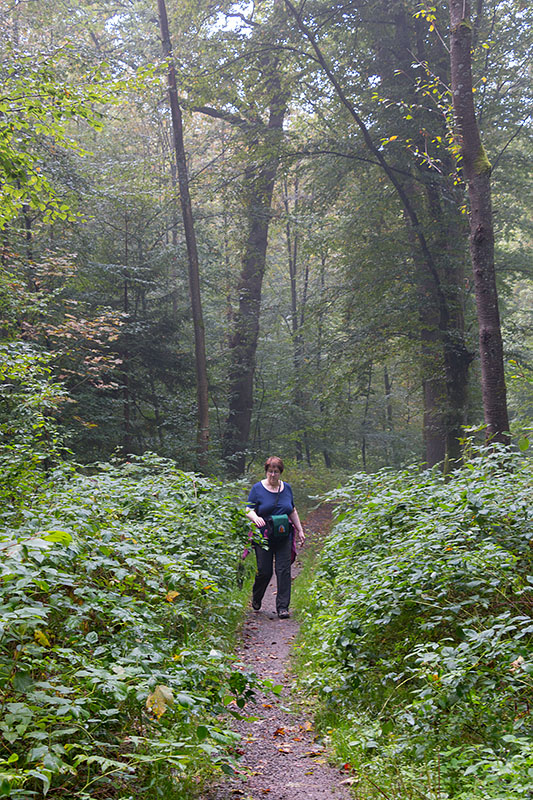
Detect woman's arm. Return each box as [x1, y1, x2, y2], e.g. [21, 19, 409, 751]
[289, 508, 305, 546]
[246, 507, 266, 528]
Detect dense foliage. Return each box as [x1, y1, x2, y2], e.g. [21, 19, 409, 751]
[0, 446, 259, 799]
[294, 448, 533, 798]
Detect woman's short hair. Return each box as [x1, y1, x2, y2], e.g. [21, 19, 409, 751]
[264, 456, 284, 473]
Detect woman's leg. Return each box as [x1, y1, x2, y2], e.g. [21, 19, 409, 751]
[273, 535, 292, 613]
[252, 544, 274, 608]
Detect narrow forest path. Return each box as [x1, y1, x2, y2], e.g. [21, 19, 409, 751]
[205, 506, 352, 800]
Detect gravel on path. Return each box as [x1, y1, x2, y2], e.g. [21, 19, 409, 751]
[204, 506, 353, 800]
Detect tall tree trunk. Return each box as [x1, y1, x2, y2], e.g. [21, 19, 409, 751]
[448, 0, 510, 444]
[122, 215, 133, 455]
[221, 84, 287, 475]
[284, 177, 304, 463]
[316, 250, 332, 468]
[157, 0, 210, 470]
[394, 3, 472, 465]
[361, 362, 373, 470]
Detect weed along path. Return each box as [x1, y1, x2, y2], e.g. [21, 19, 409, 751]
[206, 506, 352, 800]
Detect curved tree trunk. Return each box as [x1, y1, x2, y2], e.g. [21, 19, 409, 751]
[284, 0, 474, 468]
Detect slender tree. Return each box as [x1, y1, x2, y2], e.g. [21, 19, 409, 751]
[157, 0, 210, 469]
[448, 0, 510, 444]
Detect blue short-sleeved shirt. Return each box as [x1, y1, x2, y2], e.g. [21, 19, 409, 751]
[247, 481, 295, 519]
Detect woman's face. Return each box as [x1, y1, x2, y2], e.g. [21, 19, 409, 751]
[266, 466, 281, 482]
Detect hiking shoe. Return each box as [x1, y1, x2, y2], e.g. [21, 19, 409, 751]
[252, 599, 261, 611]
[277, 608, 290, 619]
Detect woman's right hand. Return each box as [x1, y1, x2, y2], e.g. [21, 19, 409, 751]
[253, 516, 266, 528]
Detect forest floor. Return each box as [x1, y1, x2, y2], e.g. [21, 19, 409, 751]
[205, 506, 352, 800]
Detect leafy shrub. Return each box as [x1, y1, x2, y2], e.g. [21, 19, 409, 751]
[294, 447, 533, 799]
[0, 453, 255, 798]
[0, 342, 67, 513]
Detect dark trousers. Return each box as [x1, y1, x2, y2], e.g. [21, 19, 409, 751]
[252, 534, 292, 612]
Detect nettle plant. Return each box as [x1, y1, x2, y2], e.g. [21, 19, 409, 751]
[297, 447, 533, 799]
[0, 453, 256, 799]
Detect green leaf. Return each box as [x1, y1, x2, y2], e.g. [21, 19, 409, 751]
[196, 725, 208, 740]
[42, 530, 73, 546]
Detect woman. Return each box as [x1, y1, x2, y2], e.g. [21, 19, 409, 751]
[246, 456, 305, 619]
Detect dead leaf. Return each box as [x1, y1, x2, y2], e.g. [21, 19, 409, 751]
[165, 590, 179, 602]
[273, 727, 285, 737]
[146, 684, 174, 718]
[34, 629, 51, 647]
[277, 744, 292, 753]
[340, 777, 358, 785]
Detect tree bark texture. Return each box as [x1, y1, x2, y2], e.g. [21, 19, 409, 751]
[158, 0, 210, 470]
[448, 0, 510, 444]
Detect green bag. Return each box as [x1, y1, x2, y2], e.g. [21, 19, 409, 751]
[266, 514, 291, 538]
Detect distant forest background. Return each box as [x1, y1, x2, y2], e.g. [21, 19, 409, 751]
[1, 0, 531, 476]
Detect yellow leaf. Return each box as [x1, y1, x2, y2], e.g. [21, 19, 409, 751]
[146, 684, 174, 718]
[34, 629, 51, 647]
[389, 135, 398, 141]
[165, 590, 179, 602]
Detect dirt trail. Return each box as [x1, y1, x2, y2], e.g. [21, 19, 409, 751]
[205, 506, 352, 800]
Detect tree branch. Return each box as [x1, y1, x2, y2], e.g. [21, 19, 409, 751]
[189, 104, 252, 130]
[282, 0, 447, 313]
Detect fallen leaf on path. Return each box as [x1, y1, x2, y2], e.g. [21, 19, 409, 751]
[277, 744, 292, 753]
[340, 777, 359, 785]
[273, 727, 285, 737]
[262, 703, 272, 708]
[301, 750, 325, 758]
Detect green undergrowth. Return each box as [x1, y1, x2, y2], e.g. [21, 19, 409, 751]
[0, 453, 259, 799]
[293, 447, 533, 799]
